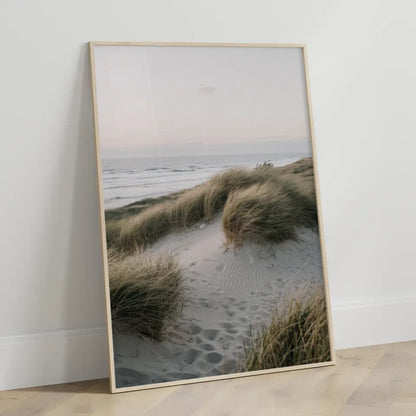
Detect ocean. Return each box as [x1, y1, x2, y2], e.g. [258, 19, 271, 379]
[101, 152, 310, 210]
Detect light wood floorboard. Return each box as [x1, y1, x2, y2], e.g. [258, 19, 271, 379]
[1, 341, 415, 415]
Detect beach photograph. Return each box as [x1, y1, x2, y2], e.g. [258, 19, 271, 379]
[91, 44, 333, 390]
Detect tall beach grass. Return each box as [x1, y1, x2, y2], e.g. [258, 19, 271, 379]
[106, 158, 318, 251]
[243, 290, 331, 371]
[222, 182, 297, 246]
[108, 250, 185, 340]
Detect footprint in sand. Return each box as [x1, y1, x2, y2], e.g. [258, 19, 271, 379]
[202, 329, 219, 341]
[189, 323, 202, 335]
[200, 343, 215, 352]
[195, 360, 211, 372]
[206, 352, 223, 364]
[181, 348, 202, 365]
[219, 333, 234, 341]
[221, 342, 231, 350]
[223, 358, 237, 372]
[210, 368, 222, 376]
[219, 322, 234, 329]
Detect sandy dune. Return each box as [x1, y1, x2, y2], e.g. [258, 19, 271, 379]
[113, 217, 324, 388]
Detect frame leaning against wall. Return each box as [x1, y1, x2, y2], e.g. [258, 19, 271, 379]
[89, 42, 335, 393]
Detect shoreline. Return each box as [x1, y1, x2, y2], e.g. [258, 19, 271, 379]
[102, 153, 310, 210]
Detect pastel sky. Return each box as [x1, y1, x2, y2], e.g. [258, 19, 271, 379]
[93, 45, 311, 157]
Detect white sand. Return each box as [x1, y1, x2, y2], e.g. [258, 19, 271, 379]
[113, 217, 324, 388]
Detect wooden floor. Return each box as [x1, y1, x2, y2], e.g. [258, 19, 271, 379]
[1, 341, 415, 415]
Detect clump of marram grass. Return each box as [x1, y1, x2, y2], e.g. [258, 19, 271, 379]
[279, 179, 318, 229]
[243, 290, 331, 371]
[222, 182, 297, 246]
[222, 177, 318, 246]
[108, 157, 318, 251]
[119, 203, 173, 251]
[170, 186, 207, 227]
[108, 250, 185, 340]
[105, 220, 123, 248]
[105, 192, 184, 222]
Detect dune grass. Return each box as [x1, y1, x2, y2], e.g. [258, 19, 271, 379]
[222, 179, 317, 246]
[106, 157, 318, 251]
[105, 193, 184, 249]
[243, 290, 331, 371]
[115, 167, 273, 250]
[222, 182, 298, 246]
[105, 192, 184, 222]
[108, 250, 185, 340]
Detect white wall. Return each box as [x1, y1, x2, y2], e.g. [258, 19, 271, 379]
[1, 0, 415, 391]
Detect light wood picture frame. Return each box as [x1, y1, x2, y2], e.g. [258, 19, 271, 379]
[89, 42, 335, 393]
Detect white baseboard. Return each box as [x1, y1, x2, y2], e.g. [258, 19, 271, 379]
[0, 327, 108, 391]
[1, 296, 415, 391]
[332, 295, 416, 350]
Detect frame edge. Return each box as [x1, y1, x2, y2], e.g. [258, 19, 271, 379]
[302, 45, 337, 364]
[89, 41, 118, 393]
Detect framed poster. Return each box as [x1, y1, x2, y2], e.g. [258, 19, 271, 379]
[90, 42, 335, 393]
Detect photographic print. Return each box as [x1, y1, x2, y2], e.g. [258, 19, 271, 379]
[90, 43, 334, 393]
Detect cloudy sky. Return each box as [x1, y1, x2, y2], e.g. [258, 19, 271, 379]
[93, 45, 311, 158]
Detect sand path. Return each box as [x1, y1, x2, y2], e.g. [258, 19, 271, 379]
[113, 217, 324, 388]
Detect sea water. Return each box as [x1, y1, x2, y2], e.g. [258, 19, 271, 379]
[101, 152, 309, 210]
